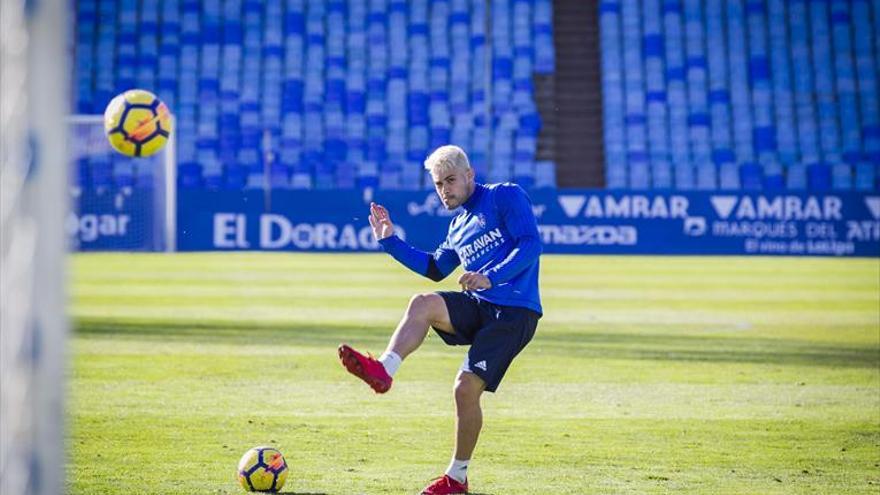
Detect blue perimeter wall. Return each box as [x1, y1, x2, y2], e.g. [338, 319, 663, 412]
[71, 189, 880, 257]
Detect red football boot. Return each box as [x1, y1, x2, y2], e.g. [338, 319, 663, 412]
[337, 344, 393, 394]
[420, 475, 469, 495]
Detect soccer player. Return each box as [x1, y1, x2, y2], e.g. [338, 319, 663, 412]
[338, 145, 543, 495]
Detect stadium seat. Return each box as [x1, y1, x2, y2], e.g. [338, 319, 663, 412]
[832, 163, 853, 190]
[651, 160, 672, 189]
[674, 162, 695, 190]
[695, 162, 717, 190]
[628, 160, 650, 189]
[719, 162, 740, 190]
[739, 162, 763, 190]
[807, 162, 832, 191]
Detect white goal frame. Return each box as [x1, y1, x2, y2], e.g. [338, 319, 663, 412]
[1, 1, 68, 494]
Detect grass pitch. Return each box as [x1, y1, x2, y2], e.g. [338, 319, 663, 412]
[67, 253, 879, 494]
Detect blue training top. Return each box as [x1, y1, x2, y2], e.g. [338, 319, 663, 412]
[379, 182, 543, 314]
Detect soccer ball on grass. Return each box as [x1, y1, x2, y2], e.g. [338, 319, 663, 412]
[237, 446, 288, 492]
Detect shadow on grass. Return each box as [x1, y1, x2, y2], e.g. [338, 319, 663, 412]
[75, 318, 389, 347]
[74, 318, 879, 369]
[533, 329, 880, 369]
[274, 492, 492, 495]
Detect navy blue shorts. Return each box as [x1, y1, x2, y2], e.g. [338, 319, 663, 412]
[432, 291, 540, 393]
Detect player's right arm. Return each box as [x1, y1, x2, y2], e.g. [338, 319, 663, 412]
[369, 203, 460, 281]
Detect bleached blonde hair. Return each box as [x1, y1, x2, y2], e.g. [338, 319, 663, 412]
[423, 145, 471, 174]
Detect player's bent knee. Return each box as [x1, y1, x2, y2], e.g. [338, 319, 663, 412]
[407, 293, 444, 319]
[454, 372, 485, 404]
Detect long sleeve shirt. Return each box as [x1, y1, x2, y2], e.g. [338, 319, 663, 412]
[379, 182, 542, 314]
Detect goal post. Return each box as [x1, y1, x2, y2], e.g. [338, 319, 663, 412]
[1, 0, 68, 494]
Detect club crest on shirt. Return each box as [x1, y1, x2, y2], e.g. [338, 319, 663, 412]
[476, 213, 487, 229]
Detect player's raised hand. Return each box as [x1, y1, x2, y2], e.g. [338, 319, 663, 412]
[458, 271, 492, 291]
[368, 202, 395, 241]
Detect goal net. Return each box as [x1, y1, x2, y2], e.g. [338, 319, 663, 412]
[67, 115, 176, 252]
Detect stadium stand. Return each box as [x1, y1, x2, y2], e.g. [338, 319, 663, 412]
[600, 0, 880, 191]
[74, 0, 556, 190]
[75, 0, 878, 191]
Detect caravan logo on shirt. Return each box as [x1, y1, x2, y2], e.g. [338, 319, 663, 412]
[459, 227, 504, 266]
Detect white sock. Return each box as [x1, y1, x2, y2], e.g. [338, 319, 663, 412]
[378, 351, 402, 377]
[445, 458, 469, 483]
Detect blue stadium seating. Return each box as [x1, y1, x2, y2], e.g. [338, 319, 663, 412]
[74, 0, 879, 192]
[74, 0, 556, 190]
[601, 0, 880, 191]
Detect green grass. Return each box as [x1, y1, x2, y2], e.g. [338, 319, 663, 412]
[67, 253, 880, 494]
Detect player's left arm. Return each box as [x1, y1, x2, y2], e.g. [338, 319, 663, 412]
[480, 183, 542, 286]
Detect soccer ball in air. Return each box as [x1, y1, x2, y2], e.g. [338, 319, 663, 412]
[237, 446, 288, 492]
[103, 89, 172, 157]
